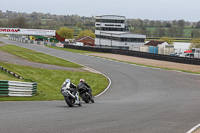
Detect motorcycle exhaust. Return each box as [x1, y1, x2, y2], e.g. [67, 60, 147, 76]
[62, 90, 75, 99]
[67, 91, 76, 99]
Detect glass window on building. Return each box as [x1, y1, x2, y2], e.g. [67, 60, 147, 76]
[127, 38, 131, 42]
[96, 19, 100, 22]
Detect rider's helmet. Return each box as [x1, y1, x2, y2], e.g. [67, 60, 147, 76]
[65, 79, 70, 83]
[80, 79, 84, 82]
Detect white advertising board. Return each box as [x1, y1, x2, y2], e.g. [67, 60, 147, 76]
[56, 43, 64, 48]
[0, 28, 56, 36]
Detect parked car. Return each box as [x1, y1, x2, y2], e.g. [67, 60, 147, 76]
[73, 42, 84, 46]
[170, 53, 179, 56]
[179, 53, 194, 58]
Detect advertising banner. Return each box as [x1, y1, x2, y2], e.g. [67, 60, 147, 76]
[56, 43, 64, 47]
[0, 28, 56, 36]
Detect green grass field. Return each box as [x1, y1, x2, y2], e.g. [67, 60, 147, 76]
[146, 27, 200, 39]
[46, 45, 96, 53]
[0, 45, 109, 101]
[0, 62, 108, 101]
[0, 34, 8, 38]
[0, 45, 82, 68]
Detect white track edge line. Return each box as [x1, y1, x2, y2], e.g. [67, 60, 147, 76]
[41, 47, 112, 98]
[83, 54, 200, 133]
[186, 123, 200, 133]
[86, 54, 200, 76]
[12, 42, 200, 132]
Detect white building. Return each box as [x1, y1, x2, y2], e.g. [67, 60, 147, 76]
[95, 15, 146, 49]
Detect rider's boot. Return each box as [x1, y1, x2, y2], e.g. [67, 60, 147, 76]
[74, 93, 80, 104]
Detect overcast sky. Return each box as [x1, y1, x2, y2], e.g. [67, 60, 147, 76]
[0, 0, 200, 22]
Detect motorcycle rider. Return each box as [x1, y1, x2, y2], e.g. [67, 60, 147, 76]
[77, 79, 93, 97]
[61, 79, 80, 103]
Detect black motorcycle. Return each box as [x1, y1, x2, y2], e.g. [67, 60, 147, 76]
[79, 87, 94, 103]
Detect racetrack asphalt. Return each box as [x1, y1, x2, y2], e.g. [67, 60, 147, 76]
[0, 37, 200, 133]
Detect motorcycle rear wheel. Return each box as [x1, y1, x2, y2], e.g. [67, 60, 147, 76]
[91, 98, 94, 103]
[82, 93, 90, 103]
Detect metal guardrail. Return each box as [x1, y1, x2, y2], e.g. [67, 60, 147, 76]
[0, 80, 37, 97]
[63, 45, 200, 65]
[8, 36, 200, 65]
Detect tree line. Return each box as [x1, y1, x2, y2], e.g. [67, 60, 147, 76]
[127, 19, 200, 38]
[1, 10, 200, 39]
[0, 10, 95, 30]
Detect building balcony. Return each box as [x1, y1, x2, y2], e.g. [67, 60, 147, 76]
[95, 22, 125, 28]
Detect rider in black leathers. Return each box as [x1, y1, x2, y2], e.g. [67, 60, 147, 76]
[77, 79, 92, 97]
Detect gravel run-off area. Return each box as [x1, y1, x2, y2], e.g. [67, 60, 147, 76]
[86, 53, 200, 74]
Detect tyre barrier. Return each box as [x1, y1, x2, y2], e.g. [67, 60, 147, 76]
[0, 66, 23, 79]
[0, 80, 37, 97]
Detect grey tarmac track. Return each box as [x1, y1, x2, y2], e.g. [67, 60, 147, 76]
[0, 37, 200, 133]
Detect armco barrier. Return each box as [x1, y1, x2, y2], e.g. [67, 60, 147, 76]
[7, 36, 200, 65]
[0, 80, 37, 96]
[64, 45, 200, 65]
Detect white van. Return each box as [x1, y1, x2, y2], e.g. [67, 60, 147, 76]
[194, 53, 200, 58]
[73, 42, 84, 46]
[179, 53, 194, 58]
[192, 48, 200, 58]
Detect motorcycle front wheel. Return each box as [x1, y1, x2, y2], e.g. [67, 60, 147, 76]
[65, 96, 75, 107]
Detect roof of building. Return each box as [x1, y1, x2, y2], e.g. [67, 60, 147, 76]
[96, 15, 126, 20]
[96, 15, 125, 18]
[75, 36, 94, 42]
[144, 40, 165, 46]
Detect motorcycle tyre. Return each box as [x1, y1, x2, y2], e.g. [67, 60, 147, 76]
[65, 96, 75, 107]
[91, 98, 94, 103]
[82, 93, 90, 103]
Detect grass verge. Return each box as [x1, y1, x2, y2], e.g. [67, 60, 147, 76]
[45, 45, 97, 53]
[0, 45, 82, 68]
[0, 34, 8, 38]
[0, 62, 108, 101]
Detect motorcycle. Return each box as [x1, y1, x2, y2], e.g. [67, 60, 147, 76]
[79, 87, 94, 103]
[61, 80, 81, 107]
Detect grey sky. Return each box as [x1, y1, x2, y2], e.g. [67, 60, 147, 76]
[0, 0, 200, 21]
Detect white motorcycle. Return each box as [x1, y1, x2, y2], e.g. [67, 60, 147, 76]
[61, 79, 81, 107]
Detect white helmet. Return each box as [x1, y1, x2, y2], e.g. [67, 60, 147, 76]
[80, 79, 84, 82]
[65, 79, 70, 82]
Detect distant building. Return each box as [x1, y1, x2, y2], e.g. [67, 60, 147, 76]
[145, 40, 170, 47]
[75, 36, 95, 46]
[95, 15, 146, 49]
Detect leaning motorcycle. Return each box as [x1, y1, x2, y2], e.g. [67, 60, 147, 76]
[79, 87, 94, 103]
[61, 81, 81, 107]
